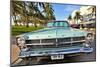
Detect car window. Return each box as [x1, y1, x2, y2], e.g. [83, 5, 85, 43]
[54, 21, 59, 27]
[47, 22, 54, 27]
[47, 21, 69, 27]
[60, 21, 68, 27]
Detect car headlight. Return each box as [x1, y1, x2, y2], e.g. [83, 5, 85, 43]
[86, 33, 94, 41]
[16, 36, 29, 50]
[16, 37, 27, 50]
[84, 33, 94, 47]
[17, 37, 25, 45]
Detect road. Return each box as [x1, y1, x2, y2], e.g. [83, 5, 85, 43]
[11, 36, 96, 66]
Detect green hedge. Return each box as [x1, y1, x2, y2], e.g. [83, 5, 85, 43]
[11, 26, 44, 36]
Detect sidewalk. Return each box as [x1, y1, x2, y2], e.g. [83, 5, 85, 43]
[11, 45, 20, 64]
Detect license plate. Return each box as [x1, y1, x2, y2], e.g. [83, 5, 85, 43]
[51, 54, 64, 60]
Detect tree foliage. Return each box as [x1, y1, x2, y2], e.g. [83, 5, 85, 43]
[11, 1, 56, 27]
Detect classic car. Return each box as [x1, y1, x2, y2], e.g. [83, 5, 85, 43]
[16, 20, 94, 60]
[83, 23, 96, 28]
[70, 24, 80, 29]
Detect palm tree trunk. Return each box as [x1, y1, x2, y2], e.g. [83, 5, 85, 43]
[13, 14, 18, 26]
[26, 21, 29, 27]
[23, 2, 29, 27]
[34, 18, 37, 27]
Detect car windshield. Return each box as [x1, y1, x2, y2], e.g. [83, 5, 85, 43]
[47, 21, 69, 27]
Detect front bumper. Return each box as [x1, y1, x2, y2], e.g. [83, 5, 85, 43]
[19, 46, 93, 58]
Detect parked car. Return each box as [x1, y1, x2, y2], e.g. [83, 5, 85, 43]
[16, 20, 93, 60]
[71, 24, 80, 29]
[83, 23, 96, 28]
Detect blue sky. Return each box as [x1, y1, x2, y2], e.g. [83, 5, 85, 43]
[51, 3, 81, 20]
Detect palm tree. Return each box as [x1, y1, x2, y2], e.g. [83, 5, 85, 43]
[43, 3, 56, 20]
[22, 1, 30, 27]
[27, 2, 56, 27]
[27, 2, 44, 27]
[11, 1, 23, 26]
[74, 11, 82, 24]
[68, 15, 72, 24]
[11, 1, 56, 27]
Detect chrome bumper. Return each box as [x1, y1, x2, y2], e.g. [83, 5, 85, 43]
[19, 47, 93, 58]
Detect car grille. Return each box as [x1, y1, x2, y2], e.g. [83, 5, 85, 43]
[41, 39, 56, 43]
[26, 36, 85, 48]
[73, 37, 85, 41]
[26, 40, 40, 44]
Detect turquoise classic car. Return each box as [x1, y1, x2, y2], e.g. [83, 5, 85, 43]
[16, 21, 93, 60]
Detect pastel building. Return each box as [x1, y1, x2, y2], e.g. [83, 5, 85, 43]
[80, 6, 96, 24]
[70, 6, 96, 25]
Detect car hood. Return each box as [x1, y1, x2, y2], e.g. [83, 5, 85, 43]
[18, 27, 88, 40]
